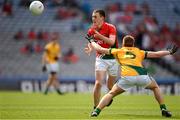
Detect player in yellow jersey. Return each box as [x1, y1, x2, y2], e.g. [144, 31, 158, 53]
[42, 35, 63, 95]
[88, 35, 178, 117]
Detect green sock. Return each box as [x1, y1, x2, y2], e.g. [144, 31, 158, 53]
[56, 89, 62, 94]
[95, 108, 101, 114]
[160, 104, 167, 110]
[44, 87, 49, 94]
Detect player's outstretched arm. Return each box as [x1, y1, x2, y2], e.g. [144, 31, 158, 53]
[91, 42, 110, 54]
[146, 44, 178, 58]
[167, 44, 179, 55]
[84, 34, 94, 56]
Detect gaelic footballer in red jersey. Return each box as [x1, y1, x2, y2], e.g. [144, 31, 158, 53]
[88, 22, 119, 58]
[84, 9, 119, 109]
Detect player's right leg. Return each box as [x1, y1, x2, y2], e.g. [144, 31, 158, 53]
[145, 78, 172, 117]
[94, 70, 106, 108]
[93, 58, 108, 108]
[106, 75, 116, 106]
[44, 74, 54, 94]
[106, 59, 118, 106]
[91, 84, 125, 117]
[107, 75, 116, 91]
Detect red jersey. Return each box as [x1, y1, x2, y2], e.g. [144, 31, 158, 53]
[87, 22, 118, 59]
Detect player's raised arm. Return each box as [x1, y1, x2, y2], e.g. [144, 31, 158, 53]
[146, 44, 178, 58]
[94, 30, 116, 46]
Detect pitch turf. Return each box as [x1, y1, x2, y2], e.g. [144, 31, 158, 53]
[0, 91, 180, 120]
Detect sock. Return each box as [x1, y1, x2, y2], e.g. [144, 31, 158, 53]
[44, 87, 49, 94]
[160, 104, 167, 110]
[56, 88, 62, 94]
[95, 108, 101, 115]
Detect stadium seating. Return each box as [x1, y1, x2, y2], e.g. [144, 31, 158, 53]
[0, 0, 179, 81]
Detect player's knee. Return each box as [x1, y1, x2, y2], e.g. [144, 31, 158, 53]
[108, 90, 117, 97]
[107, 84, 113, 90]
[95, 81, 102, 88]
[150, 84, 159, 91]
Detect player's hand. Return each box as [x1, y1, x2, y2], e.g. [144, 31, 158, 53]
[167, 44, 179, 55]
[42, 65, 47, 72]
[54, 56, 59, 61]
[84, 44, 92, 56]
[94, 30, 103, 39]
[85, 34, 94, 43]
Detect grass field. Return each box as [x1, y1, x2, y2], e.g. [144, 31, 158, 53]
[0, 91, 180, 120]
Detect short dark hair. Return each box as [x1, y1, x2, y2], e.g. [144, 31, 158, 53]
[122, 35, 135, 47]
[93, 9, 105, 18]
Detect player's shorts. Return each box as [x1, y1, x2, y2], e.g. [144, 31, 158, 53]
[46, 62, 59, 73]
[116, 75, 153, 91]
[95, 58, 118, 76]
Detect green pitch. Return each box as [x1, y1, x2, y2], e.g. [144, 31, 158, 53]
[0, 92, 180, 120]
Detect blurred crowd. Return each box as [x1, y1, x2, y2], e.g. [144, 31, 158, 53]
[1, 0, 179, 64]
[104, 2, 180, 63]
[14, 28, 59, 54]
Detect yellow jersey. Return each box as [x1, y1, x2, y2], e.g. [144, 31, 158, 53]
[110, 47, 148, 76]
[45, 42, 61, 63]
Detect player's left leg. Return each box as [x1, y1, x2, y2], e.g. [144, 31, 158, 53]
[91, 84, 125, 117]
[44, 73, 54, 94]
[145, 79, 172, 117]
[51, 72, 63, 95]
[107, 75, 116, 90]
[106, 59, 118, 107]
[106, 75, 116, 106]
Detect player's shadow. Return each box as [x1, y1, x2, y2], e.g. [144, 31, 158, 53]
[102, 113, 178, 119]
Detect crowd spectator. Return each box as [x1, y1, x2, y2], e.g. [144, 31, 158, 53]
[124, 3, 137, 14]
[2, 0, 13, 16]
[106, 2, 122, 13]
[55, 7, 78, 20]
[20, 42, 34, 54]
[144, 16, 158, 33]
[28, 28, 37, 41]
[173, 23, 180, 47]
[37, 30, 43, 42]
[141, 2, 151, 15]
[34, 43, 42, 53]
[63, 47, 79, 64]
[14, 29, 24, 40]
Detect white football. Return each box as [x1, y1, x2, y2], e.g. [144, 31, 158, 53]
[29, 1, 44, 15]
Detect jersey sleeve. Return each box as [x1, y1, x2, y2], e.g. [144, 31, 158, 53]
[140, 50, 148, 59]
[110, 48, 121, 55]
[87, 27, 95, 36]
[109, 24, 116, 36]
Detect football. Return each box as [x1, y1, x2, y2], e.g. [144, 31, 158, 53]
[29, 1, 44, 15]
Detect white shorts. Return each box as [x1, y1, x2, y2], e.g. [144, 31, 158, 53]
[117, 75, 153, 91]
[95, 58, 118, 76]
[46, 62, 59, 73]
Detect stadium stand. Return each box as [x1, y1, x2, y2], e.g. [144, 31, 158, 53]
[0, 0, 179, 85]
